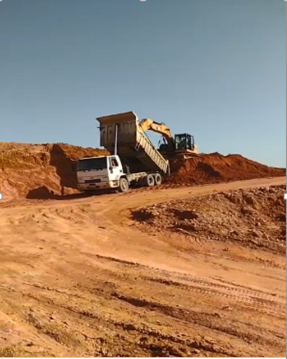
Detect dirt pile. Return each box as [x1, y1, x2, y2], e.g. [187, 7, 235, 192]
[133, 185, 286, 255]
[0, 142, 107, 199]
[0, 142, 285, 200]
[166, 153, 285, 186]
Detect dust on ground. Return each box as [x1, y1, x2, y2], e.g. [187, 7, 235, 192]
[0, 178, 285, 357]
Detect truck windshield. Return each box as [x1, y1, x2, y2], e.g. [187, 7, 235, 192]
[77, 157, 107, 171]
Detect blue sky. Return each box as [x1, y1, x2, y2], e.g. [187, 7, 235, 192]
[0, 0, 285, 166]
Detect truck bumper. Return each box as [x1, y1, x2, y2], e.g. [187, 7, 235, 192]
[77, 180, 119, 191]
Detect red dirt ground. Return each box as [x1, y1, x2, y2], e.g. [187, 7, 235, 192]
[0, 143, 285, 200]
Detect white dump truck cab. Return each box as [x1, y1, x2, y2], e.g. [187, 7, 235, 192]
[77, 155, 129, 192]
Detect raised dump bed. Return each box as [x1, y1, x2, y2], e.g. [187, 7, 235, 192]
[97, 111, 170, 174]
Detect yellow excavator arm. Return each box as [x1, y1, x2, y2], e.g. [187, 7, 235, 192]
[139, 117, 198, 157]
[139, 118, 175, 149]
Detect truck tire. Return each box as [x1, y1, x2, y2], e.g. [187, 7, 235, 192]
[144, 174, 155, 187]
[119, 177, 129, 192]
[154, 173, 162, 185]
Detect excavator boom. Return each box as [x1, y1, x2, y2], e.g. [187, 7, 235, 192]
[139, 118, 175, 150]
[139, 118, 172, 138]
[138, 116, 198, 158]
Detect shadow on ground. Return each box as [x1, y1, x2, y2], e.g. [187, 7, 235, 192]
[26, 186, 114, 200]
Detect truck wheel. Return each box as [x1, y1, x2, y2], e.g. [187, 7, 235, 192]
[154, 173, 162, 185]
[119, 177, 129, 192]
[144, 174, 155, 187]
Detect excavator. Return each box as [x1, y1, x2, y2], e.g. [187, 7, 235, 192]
[139, 118, 198, 158]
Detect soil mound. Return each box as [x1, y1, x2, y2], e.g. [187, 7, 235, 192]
[0, 142, 107, 199]
[167, 153, 285, 186]
[133, 185, 286, 255]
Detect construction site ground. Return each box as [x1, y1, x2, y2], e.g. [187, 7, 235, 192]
[0, 176, 286, 357]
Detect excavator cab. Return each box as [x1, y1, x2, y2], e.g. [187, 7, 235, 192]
[158, 133, 198, 158]
[174, 133, 195, 151]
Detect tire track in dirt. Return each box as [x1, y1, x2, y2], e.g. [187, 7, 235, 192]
[141, 276, 285, 318]
[19, 272, 285, 320]
[211, 276, 286, 296]
[4, 279, 285, 357]
[111, 292, 284, 352]
[12, 288, 233, 356]
[83, 253, 285, 310]
[82, 251, 285, 317]
[144, 275, 285, 302]
[14, 289, 247, 357]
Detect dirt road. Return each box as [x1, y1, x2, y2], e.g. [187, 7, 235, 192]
[0, 177, 286, 357]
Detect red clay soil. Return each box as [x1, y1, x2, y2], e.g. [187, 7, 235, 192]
[0, 143, 285, 200]
[0, 142, 107, 200]
[165, 152, 285, 187]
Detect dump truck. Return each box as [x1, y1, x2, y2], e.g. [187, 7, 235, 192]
[76, 111, 170, 193]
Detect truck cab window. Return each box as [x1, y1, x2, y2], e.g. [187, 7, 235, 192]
[111, 158, 118, 167]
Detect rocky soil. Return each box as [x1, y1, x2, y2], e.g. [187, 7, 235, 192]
[133, 185, 286, 255]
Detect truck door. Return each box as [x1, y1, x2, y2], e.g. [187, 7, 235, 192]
[109, 157, 122, 179]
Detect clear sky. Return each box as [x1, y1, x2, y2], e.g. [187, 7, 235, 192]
[0, 0, 286, 166]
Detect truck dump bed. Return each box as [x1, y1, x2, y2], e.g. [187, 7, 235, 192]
[97, 111, 170, 174]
